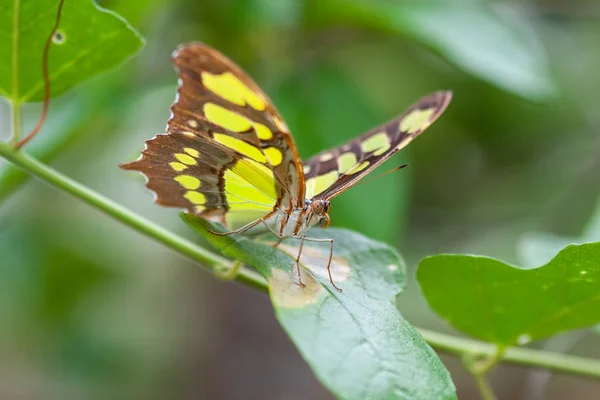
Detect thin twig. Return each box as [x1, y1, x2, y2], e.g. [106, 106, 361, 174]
[420, 328, 600, 379]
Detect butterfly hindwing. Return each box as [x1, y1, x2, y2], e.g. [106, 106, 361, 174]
[303, 91, 452, 200]
[122, 132, 281, 228]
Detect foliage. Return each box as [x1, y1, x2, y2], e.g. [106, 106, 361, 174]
[418, 245, 600, 346]
[0, 0, 142, 102]
[1, 1, 600, 399]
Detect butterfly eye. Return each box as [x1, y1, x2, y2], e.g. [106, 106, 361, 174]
[312, 201, 324, 214]
[319, 214, 330, 228]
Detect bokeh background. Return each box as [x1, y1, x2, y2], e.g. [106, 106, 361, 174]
[1, 0, 600, 399]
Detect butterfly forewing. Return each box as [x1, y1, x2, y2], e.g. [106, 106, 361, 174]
[303, 91, 452, 201]
[169, 43, 305, 206]
[121, 43, 304, 229]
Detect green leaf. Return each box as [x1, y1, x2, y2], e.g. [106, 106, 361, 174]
[313, 1, 556, 101]
[183, 215, 456, 400]
[418, 244, 600, 346]
[517, 200, 600, 335]
[0, 0, 143, 103]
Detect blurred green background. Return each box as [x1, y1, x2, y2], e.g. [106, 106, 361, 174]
[1, 0, 600, 399]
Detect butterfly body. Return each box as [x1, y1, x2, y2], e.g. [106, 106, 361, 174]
[122, 42, 451, 290]
[273, 199, 330, 237]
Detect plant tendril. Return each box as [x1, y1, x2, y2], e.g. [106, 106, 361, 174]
[15, 0, 66, 149]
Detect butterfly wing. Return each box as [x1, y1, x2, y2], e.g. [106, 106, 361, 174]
[122, 43, 305, 229]
[303, 91, 452, 201]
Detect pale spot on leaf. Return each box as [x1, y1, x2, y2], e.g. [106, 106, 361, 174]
[517, 334, 531, 345]
[52, 30, 66, 45]
[268, 268, 323, 308]
[387, 264, 399, 271]
[278, 243, 351, 287]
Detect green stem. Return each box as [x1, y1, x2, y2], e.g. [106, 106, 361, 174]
[462, 345, 503, 400]
[1, 144, 600, 381]
[10, 101, 21, 145]
[420, 328, 600, 379]
[472, 373, 497, 400]
[11, 0, 20, 144]
[0, 142, 266, 292]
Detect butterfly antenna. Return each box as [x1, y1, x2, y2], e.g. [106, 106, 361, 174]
[354, 164, 409, 187]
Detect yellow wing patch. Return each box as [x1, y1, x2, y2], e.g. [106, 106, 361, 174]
[213, 133, 266, 163]
[223, 157, 278, 229]
[201, 71, 266, 111]
[184, 190, 206, 205]
[230, 158, 278, 200]
[305, 170, 338, 198]
[175, 175, 201, 190]
[170, 162, 188, 172]
[264, 147, 283, 166]
[361, 132, 391, 156]
[224, 169, 274, 211]
[345, 161, 369, 175]
[175, 153, 197, 165]
[204, 103, 250, 132]
[252, 123, 273, 140]
[204, 103, 273, 140]
[184, 147, 200, 158]
[400, 108, 435, 134]
[338, 152, 357, 174]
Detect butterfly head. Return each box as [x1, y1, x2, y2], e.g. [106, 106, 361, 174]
[308, 199, 331, 229]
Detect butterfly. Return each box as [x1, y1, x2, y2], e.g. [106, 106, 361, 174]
[121, 42, 451, 291]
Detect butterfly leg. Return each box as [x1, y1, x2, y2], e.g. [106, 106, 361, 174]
[258, 220, 285, 248]
[302, 237, 341, 292]
[209, 216, 267, 236]
[294, 236, 307, 288]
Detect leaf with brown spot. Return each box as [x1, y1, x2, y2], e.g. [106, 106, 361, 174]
[182, 214, 456, 400]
